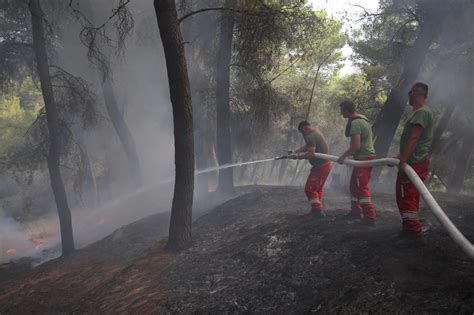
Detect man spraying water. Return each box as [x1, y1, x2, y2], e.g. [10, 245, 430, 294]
[287, 121, 332, 218]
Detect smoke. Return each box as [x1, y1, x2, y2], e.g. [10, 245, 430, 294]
[7, 0, 471, 266]
[0, 212, 59, 264]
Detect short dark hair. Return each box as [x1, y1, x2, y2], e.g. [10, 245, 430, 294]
[297, 120, 311, 131]
[339, 100, 356, 113]
[413, 82, 428, 96]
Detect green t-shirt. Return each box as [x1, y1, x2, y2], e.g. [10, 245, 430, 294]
[345, 115, 375, 159]
[400, 106, 434, 164]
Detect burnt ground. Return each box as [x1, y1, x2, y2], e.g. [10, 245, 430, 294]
[1, 185, 473, 313]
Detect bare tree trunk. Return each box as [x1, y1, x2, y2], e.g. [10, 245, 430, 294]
[216, 0, 237, 194]
[102, 79, 142, 186]
[182, 3, 209, 195]
[371, 0, 447, 183]
[81, 0, 142, 187]
[72, 126, 99, 208]
[30, 0, 75, 256]
[154, 0, 194, 251]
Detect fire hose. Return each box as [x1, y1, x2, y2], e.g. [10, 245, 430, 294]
[276, 153, 474, 260]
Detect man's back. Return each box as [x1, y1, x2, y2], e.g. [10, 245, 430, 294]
[346, 115, 375, 159]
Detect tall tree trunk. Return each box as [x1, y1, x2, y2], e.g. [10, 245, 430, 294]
[215, 0, 237, 194]
[102, 79, 142, 186]
[188, 62, 210, 195]
[154, 0, 195, 251]
[448, 136, 474, 193]
[371, 0, 447, 183]
[30, 0, 75, 256]
[72, 126, 99, 208]
[182, 2, 209, 195]
[81, 0, 142, 186]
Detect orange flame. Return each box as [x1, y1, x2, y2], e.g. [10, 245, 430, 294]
[5, 248, 17, 256]
[30, 237, 46, 250]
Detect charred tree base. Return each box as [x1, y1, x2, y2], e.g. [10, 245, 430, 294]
[165, 238, 193, 252]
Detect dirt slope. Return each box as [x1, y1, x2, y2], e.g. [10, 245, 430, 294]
[0, 186, 473, 313]
[161, 186, 474, 313]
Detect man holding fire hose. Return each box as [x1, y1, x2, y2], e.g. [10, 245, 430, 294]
[337, 101, 377, 226]
[287, 121, 332, 218]
[393, 82, 434, 245]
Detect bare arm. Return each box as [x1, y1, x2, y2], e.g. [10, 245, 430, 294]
[338, 134, 361, 163]
[398, 124, 423, 169]
[293, 145, 308, 153]
[294, 146, 316, 159]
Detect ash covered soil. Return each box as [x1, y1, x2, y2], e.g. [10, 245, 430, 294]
[1, 185, 473, 313]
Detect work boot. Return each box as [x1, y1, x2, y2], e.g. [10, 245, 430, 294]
[420, 218, 432, 234]
[391, 231, 424, 248]
[342, 211, 362, 220]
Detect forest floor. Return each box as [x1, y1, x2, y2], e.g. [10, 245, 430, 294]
[0, 185, 473, 313]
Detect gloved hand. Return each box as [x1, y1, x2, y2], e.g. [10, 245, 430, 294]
[287, 150, 295, 155]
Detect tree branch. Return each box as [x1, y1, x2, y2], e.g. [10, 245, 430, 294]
[405, 6, 420, 24]
[178, 4, 285, 24]
[178, 7, 236, 24]
[305, 52, 333, 119]
[268, 55, 304, 83]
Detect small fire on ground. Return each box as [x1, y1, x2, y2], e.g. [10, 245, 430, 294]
[1, 235, 53, 262]
[208, 185, 216, 193]
[5, 248, 17, 256]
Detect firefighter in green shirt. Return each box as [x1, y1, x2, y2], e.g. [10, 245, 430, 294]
[337, 101, 377, 225]
[394, 82, 434, 245]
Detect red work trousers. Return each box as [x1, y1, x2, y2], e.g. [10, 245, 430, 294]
[350, 156, 376, 220]
[396, 155, 430, 235]
[305, 162, 332, 213]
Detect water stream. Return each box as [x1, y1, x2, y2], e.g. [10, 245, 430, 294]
[95, 158, 277, 212]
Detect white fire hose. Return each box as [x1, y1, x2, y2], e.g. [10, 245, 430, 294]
[281, 153, 474, 260]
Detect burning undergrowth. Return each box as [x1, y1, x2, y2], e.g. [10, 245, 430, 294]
[0, 215, 59, 265]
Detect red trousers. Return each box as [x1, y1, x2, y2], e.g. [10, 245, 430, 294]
[396, 155, 430, 235]
[305, 162, 332, 213]
[350, 156, 376, 220]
